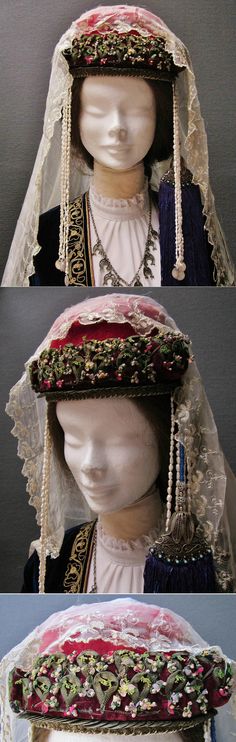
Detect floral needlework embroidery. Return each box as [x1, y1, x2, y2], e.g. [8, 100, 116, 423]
[63, 33, 179, 80]
[67, 197, 91, 286]
[63, 521, 96, 593]
[29, 333, 190, 397]
[9, 649, 232, 721]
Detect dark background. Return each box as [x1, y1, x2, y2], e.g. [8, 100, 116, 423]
[0, 286, 235, 592]
[0, 0, 236, 278]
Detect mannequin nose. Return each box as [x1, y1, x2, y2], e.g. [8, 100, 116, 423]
[81, 463, 106, 481]
[81, 444, 107, 481]
[108, 110, 128, 141]
[109, 125, 127, 142]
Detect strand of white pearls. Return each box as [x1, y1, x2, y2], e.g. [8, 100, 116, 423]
[56, 78, 72, 284]
[204, 719, 212, 741]
[172, 81, 186, 281]
[166, 394, 175, 531]
[39, 412, 52, 593]
[175, 434, 181, 512]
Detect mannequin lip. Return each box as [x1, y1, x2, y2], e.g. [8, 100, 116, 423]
[105, 145, 130, 152]
[80, 482, 116, 493]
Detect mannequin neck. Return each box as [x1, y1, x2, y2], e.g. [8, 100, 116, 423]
[93, 161, 145, 199]
[99, 484, 162, 540]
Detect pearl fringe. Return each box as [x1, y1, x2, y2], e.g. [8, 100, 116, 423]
[166, 393, 175, 531]
[172, 81, 186, 281]
[204, 718, 212, 741]
[56, 80, 72, 285]
[39, 412, 51, 593]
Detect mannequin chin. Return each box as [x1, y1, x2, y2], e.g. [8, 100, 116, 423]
[79, 76, 156, 172]
[39, 730, 183, 741]
[56, 397, 160, 517]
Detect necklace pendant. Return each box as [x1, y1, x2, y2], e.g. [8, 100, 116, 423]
[103, 271, 121, 286]
[92, 239, 102, 256]
[150, 226, 159, 240]
[99, 257, 109, 270]
[89, 585, 97, 594]
[143, 266, 154, 280]
[147, 236, 157, 253]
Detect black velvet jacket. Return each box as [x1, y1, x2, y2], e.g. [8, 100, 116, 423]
[30, 183, 215, 286]
[22, 521, 96, 593]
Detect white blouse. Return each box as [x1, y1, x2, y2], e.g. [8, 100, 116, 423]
[86, 521, 161, 593]
[89, 180, 161, 287]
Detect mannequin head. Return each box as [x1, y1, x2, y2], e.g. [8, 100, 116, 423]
[79, 77, 156, 172]
[56, 396, 161, 514]
[71, 76, 173, 173]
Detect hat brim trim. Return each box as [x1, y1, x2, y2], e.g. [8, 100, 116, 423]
[23, 712, 215, 734]
[70, 66, 182, 82]
[42, 382, 179, 403]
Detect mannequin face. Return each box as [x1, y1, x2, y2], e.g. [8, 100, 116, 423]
[79, 76, 156, 171]
[56, 397, 160, 514]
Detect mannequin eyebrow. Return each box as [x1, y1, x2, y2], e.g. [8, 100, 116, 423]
[83, 95, 154, 112]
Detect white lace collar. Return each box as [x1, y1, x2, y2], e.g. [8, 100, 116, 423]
[89, 178, 149, 220]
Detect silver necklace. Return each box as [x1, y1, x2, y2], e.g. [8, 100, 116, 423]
[87, 190, 159, 287]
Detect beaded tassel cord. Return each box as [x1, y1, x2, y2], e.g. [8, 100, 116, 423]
[204, 718, 212, 741]
[55, 80, 72, 285]
[166, 393, 175, 531]
[171, 81, 186, 281]
[38, 413, 52, 593]
[144, 421, 216, 592]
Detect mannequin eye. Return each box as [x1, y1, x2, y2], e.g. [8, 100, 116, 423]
[82, 106, 104, 116]
[64, 434, 83, 447]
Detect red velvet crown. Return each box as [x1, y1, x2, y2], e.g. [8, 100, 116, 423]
[8, 600, 233, 726]
[29, 320, 190, 400]
[62, 6, 182, 81]
[9, 640, 232, 724]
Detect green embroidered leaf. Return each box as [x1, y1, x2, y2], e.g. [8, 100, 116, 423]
[33, 676, 51, 701]
[165, 671, 186, 694]
[113, 651, 135, 671]
[76, 650, 99, 676]
[60, 673, 82, 707]
[212, 667, 225, 687]
[21, 677, 32, 700]
[93, 672, 118, 710]
[132, 672, 153, 702]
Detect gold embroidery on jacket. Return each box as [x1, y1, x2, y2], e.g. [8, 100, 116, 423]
[63, 521, 96, 593]
[67, 197, 89, 285]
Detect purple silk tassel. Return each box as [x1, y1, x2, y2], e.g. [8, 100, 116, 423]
[144, 442, 217, 593]
[157, 181, 214, 286]
[143, 551, 216, 593]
